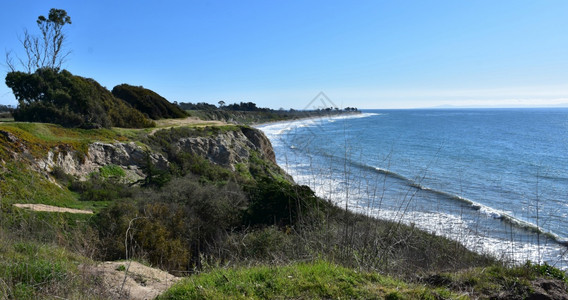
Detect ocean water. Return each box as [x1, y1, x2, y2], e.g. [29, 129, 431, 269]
[257, 108, 568, 269]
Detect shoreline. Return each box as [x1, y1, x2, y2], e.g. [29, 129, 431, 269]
[258, 111, 568, 270]
[251, 110, 363, 127]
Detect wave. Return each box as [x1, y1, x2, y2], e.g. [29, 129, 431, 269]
[328, 112, 382, 120]
[360, 208, 568, 268]
[540, 174, 568, 183]
[374, 166, 568, 246]
[309, 151, 568, 247]
[256, 112, 380, 134]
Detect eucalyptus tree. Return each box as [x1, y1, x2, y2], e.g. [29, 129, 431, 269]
[6, 8, 72, 73]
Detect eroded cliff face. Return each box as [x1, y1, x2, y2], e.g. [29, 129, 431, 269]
[22, 126, 277, 182]
[174, 127, 276, 170]
[37, 142, 169, 182]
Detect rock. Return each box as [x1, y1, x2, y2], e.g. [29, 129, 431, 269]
[174, 127, 275, 170]
[241, 127, 276, 163]
[38, 142, 168, 181]
[0, 130, 18, 143]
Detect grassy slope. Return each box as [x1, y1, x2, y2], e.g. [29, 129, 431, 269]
[158, 260, 460, 300]
[0, 122, 148, 298]
[0, 122, 126, 212]
[159, 260, 567, 300]
[0, 234, 109, 299]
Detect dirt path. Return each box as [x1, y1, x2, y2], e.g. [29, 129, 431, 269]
[93, 261, 180, 299]
[150, 117, 226, 135]
[13, 203, 94, 214]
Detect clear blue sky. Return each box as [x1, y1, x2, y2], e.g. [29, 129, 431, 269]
[2, 1, 568, 109]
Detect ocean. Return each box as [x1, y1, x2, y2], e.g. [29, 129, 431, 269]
[257, 108, 568, 269]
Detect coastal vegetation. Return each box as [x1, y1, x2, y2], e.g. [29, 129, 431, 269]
[179, 101, 360, 125]
[112, 84, 188, 120]
[0, 105, 13, 121]
[158, 260, 568, 300]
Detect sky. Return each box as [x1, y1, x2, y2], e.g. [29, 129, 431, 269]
[1, 1, 568, 109]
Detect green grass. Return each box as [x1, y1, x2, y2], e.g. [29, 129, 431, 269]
[111, 126, 154, 140]
[0, 122, 127, 160]
[2, 122, 124, 142]
[160, 261, 568, 300]
[0, 161, 78, 207]
[158, 260, 461, 300]
[0, 161, 116, 216]
[98, 164, 126, 179]
[0, 235, 100, 299]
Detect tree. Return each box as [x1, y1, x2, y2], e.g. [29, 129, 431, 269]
[6, 8, 72, 73]
[218, 100, 225, 108]
[6, 69, 155, 129]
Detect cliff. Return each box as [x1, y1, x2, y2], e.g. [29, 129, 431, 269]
[173, 127, 275, 170]
[0, 123, 278, 184]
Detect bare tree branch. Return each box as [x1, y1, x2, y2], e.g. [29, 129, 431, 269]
[5, 8, 71, 73]
[5, 50, 16, 72]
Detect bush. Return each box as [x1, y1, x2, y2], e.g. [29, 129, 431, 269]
[94, 176, 248, 273]
[245, 177, 319, 226]
[112, 84, 187, 119]
[70, 173, 132, 202]
[98, 164, 126, 179]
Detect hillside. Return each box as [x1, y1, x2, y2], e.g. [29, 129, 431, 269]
[0, 119, 566, 299]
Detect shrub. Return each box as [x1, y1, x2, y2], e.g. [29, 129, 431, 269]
[245, 177, 319, 226]
[112, 84, 187, 119]
[98, 164, 126, 179]
[94, 176, 248, 273]
[240, 226, 295, 260]
[71, 173, 132, 202]
[527, 261, 567, 282]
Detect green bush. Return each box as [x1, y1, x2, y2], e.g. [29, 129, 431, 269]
[143, 127, 235, 182]
[240, 226, 295, 260]
[71, 173, 132, 202]
[50, 166, 75, 186]
[94, 176, 248, 273]
[527, 261, 567, 282]
[245, 177, 319, 226]
[112, 84, 187, 119]
[99, 164, 126, 179]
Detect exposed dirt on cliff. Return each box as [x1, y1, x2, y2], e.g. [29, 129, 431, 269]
[92, 261, 180, 300]
[13, 203, 94, 214]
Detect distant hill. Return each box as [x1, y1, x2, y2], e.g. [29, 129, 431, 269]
[112, 84, 188, 120]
